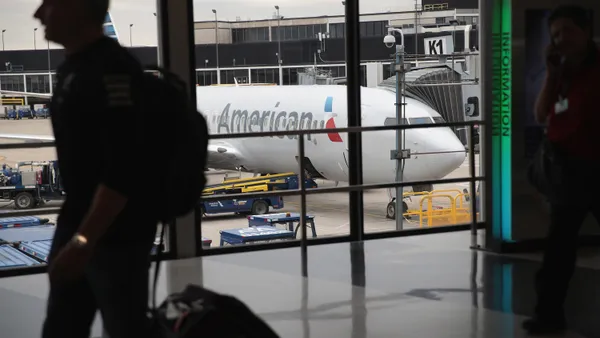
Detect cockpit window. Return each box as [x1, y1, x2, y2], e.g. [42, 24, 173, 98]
[384, 117, 409, 126]
[432, 116, 445, 123]
[409, 117, 434, 124]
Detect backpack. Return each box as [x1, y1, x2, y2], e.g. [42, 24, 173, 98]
[150, 228, 280, 338]
[135, 68, 209, 223]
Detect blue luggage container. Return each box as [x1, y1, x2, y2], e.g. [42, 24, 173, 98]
[0, 216, 49, 229]
[18, 239, 52, 263]
[0, 244, 42, 268]
[0, 225, 55, 243]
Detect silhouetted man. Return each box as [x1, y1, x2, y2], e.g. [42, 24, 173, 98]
[524, 5, 600, 335]
[34, 0, 157, 337]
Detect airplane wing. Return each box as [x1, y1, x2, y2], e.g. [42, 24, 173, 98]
[0, 133, 245, 170]
[0, 133, 55, 142]
[0, 90, 53, 99]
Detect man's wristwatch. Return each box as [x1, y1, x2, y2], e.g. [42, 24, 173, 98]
[70, 233, 89, 249]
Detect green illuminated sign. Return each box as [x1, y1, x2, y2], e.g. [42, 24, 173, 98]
[491, 0, 512, 241]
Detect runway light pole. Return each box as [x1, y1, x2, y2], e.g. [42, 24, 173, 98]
[2, 30, 6, 51]
[342, 1, 346, 71]
[34, 28, 38, 50]
[129, 24, 134, 47]
[275, 5, 282, 65]
[212, 9, 220, 84]
[153, 13, 160, 67]
[212, 10, 219, 65]
[47, 40, 52, 94]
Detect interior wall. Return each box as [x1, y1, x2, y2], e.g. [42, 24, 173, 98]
[511, 0, 600, 241]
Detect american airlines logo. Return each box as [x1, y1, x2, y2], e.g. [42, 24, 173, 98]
[324, 96, 343, 143]
[216, 96, 343, 143]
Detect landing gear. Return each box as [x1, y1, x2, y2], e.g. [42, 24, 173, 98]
[385, 198, 409, 220]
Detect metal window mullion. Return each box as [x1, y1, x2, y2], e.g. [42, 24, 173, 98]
[156, 0, 198, 262]
[344, 0, 364, 242]
[468, 125, 478, 249]
[298, 136, 308, 277]
[479, 0, 495, 252]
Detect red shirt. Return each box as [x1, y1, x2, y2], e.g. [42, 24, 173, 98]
[547, 51, 600, 162]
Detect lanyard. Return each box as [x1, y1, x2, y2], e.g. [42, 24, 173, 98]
[556, 66, 572, 102]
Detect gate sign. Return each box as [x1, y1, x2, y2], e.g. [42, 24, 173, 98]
[424, 35, 455, 55]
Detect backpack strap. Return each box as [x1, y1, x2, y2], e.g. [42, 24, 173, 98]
[151, 220, 169, 316]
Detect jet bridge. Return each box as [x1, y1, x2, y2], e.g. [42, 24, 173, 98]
[378, 64, 479, 145]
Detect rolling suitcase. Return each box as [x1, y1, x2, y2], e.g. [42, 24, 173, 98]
[149, 226, 280, 338]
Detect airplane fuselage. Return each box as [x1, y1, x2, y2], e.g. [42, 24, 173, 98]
[197, 85, 466, 186]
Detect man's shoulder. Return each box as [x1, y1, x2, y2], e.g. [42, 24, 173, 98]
[78, 40, 143, 79]
[76, 45, 144, 90]
[101, 45, 143, 75]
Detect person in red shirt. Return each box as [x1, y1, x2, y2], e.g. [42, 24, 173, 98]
[525, 5, 600, 335]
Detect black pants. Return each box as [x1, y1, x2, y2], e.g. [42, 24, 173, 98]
[534, 198, 600, 318]
[41, 225, 156, 338]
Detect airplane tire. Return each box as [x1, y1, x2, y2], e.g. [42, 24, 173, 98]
[15, 192, 35, 209]
[386, 201, 408, 219]
[386, 201, 395, 219]
[251, 200, 269, 215]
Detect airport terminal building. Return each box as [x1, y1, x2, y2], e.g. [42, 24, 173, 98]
[0, 4, 478, 98]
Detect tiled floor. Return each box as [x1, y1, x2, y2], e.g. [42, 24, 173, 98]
[0, 230, 598, 337]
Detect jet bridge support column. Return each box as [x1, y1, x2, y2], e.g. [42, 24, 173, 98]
[393, 44, 407, 231]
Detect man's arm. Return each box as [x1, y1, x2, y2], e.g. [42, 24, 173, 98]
[75, 70, 140, 248]
[534, 73, 559, 124]
[76, 185, 128, 247]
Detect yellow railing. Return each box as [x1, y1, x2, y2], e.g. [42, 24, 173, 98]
[419, 194, 456, 227]
[400, 190, 479, 227]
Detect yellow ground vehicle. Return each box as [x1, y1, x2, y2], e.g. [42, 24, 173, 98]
[202, 172, 317, 196]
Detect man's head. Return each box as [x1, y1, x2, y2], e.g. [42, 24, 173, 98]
[34, 0, 109, 46]
[548, 5, 593, 59]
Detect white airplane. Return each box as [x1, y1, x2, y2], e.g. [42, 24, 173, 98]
[0, 85, 466, 216]
[197, 84, 465, 185]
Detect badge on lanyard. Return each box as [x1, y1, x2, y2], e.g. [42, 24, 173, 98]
[555, 97, 569, 115]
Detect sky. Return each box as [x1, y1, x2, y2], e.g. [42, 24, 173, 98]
[0, 0, 419, 51]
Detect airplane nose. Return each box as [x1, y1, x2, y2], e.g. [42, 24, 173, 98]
[447, 148, 468, 173]
[427, 128, 467, 178]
